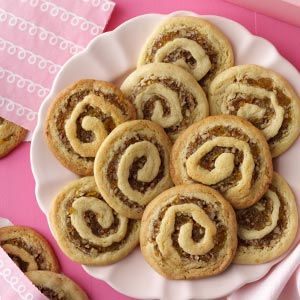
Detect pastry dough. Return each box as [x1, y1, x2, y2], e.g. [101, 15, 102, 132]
[209, 64, 300, 157]
[138, 16, 234, 92]
[45, 79, 136, 175]
[234, 172, 298, 264]
[0, 226, 59, 272]
[140, 184, 237, 279]
[121, 63, 209, 141]
[94, 120, 173, 219]
[171, 115, 273, 209]
[49, 177, 140, 265]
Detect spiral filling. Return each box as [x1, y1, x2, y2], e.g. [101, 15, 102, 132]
[186, 126, 260, 193]
[163, 47, 197, 68]
[144, 28, 218, 85]
[106, 134, 166, 211]
[36, 287, 65, 300]
[239, 78, 291, 144]
[130, 78, 197, 134]
[151, 196, 227, 262]
[65, 193, 138, 255]
[0, 238, 46, 271]
[55, 89, 127, 160]
[237, 185, 288, 247]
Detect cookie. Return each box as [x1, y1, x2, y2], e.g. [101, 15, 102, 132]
[171, 115, 273, 209]
[45, 79, 136, 176]
[234, 172, 298, 264]
[0, 117, 27, 158]
[49, 176, 140, 265]
[140, 184, 237, 280]
[138, 16, 234, 91]
[120, 63, 209, 141]
[209, 64, 300, 157]
[94, 120, 173, 219]
[0, 226, 59, 272]
[26, 271, 89, 300]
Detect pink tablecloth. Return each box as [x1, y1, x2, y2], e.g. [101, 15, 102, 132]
[0, 1, 299, 299]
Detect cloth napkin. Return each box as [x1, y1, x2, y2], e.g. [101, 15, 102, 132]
[0, 217, 47, 300]
[0, 0, 115, 132]
[229, 243, 300, 300]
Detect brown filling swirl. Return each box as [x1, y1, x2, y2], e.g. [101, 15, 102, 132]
[130, 78, 198, 135]
[145, 28, 218, 85]
[55, 89, 127, 161]
[237, 185, 288, 248]
[162, 47, 197, 68]
[0, 239, 46, 271]
[151, 196, 227, 262]
[65, 192, 138, 255]
[36, 286, 66, 300]
[106, 134, 166, 212]
[186, 126, 260, 192]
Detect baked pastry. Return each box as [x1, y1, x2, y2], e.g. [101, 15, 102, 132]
[209, 64, 300, 157]
[234, 172, 298, 264]
[120, 63, 209, 141]
[26, 271, 89, 300]
[94, 120, 173, 219]
[0, 117, 27, 158]
[49, 176, 140, 265]
[45, 79, 136, 176]
[140, 184, 237, 280]
[171, 115, 273, 209]
[0, 226, 59, 272]
[138, 16, 234, 91]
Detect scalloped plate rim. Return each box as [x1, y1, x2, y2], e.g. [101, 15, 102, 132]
[30, 11, 300, 300]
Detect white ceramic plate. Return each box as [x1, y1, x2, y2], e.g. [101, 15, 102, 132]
[31, 11, 300, 300]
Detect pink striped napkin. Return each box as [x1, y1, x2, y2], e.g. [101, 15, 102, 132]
[0, 0, 115, 131]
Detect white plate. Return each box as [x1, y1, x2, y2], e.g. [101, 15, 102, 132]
[31, 11, 300, 300]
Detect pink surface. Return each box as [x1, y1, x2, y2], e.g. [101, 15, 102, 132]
[0, 1, 300, 299]
[0, 0, 114, 131]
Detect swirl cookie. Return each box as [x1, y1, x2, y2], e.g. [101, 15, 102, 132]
[140, 184, 237, 279]
[235, 172, 298, 264]
[26, 271, 89, 300]
[94, 120, 173, 219]
[138, 16, 234, 91]
[49, 176, 140, 265]
[120, 63, 209, 141]
[209, 65, 300, 157]
[171, 115, 273, 209]
[0, 226, 59, 272]
[0, 117, 27, 158]
[45, 79, 136, 176]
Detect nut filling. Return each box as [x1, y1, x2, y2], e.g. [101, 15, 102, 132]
[55, 89, 128, 160]
[163, 47, 197, 68]
[130, 78, 198, 134]
[106, 134, 166, 211]
[237, 185, 288, 248]
[227, 78, 292, 144]
[0, 238, 46, 271]
[65, 192, 138, 255]
[151, 196, 227, 262]
[186, 126, 261, 192]
[36, 286, 66, 300]
[144, 28, 218, 85]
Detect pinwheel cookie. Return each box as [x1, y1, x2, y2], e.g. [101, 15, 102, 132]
[171, 115, 273, 209]
[26, 271, 89, 300]
[121, 63, 208, 141]
[138, 16, 234, 91]
[45, 79, 136, 176]
[50, 176, 140, 265]
[235, 172, 298, 264]
[140, 184, 237, 279]
[94, 120, 173, 219]
[0, 226, 59, 273]
[0, 117, 27, 158]
[209, 64, 300, 157]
